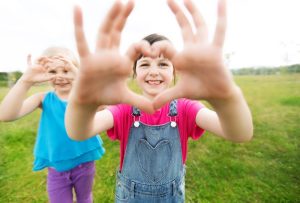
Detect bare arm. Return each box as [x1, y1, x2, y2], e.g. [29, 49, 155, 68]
[196, 87, 253, 142]
[0, 55, 53, 121]
[153, 0, 253, 143]
[0, 80, 44, 121]
[66, 2, 155, 140]
[66, 97, 114, 140]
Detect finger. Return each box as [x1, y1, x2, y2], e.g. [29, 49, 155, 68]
[62, 75, 76, 81]
[213, 0, 227, 48]
[125, 40, 152, 62]
[96, 1, 123, 49]
[123, 89, 155, 114]
[59, 57, 79, 74]
[44, 75, 56, 82]
[36, 56, 49, 66]
[36, 73, 56, 83]
[153, 86, 184, 110]
[167, 0, 194, 43]
[68, 63, 79, 75]
[111, 0, 134, 48]
[183, 0, 208, 41]
[74, 5, 90, 57]
[151, 40, 177, 60]
[27, 54, 32, 66]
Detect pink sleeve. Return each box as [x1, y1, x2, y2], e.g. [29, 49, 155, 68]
[179, 99, 206, 140]
[106, 104, 132, 141]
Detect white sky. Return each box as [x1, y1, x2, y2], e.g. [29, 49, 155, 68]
[0, 0, 300, 72]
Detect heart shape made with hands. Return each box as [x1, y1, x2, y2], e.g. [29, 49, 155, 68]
[73, 40, 180, 114]
[128, 42, 178, 113]
[73, 0, 231, 114]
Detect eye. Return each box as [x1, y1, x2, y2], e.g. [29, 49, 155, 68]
[48, 70, 56, 74]
[63, 69, 68, 74]
[139, 63, 150, 69]
[159, 62, 169, 68]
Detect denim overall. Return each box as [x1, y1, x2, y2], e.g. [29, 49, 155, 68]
[115, 100, 185, 203]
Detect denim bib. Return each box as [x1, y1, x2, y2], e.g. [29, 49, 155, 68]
[115, 100, 185, 203]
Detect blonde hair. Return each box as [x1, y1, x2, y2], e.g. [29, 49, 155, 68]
[41, 46, 79, 68]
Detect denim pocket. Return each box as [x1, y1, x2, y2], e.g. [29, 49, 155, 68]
[115, 181, 129, 201]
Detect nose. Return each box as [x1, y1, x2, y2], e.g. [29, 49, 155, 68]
[55, 73, 64, 81]
[148, 66, 159, 76]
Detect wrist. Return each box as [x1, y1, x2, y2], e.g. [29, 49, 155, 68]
[208, 85, 243, 110]
[69, 89, 100, 110]
[18, 76, 35, 87]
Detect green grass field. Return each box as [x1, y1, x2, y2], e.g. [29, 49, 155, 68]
[0, 74, 299, 202]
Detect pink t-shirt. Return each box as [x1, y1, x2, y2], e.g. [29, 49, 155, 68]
[107, 98, 205, 170]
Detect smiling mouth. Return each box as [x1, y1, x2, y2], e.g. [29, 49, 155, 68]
[55, 83, 69, 86]
[146, 80, 163, 85]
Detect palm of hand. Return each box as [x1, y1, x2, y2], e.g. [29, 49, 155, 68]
[152, 0, 235, 108]
[22, 55, 53, 84]
[172, 44, 234, 100]
[73, 2, 155, 113]
[76, 51, 133, 106]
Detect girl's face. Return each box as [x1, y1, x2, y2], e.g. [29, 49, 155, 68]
[135, 56, 174, 99]
[46, 58, 77, 94]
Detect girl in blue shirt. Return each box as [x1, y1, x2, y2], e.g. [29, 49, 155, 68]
[0, 47, 105, 203]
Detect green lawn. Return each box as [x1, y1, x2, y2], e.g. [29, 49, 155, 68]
[0, 74, 299, 202]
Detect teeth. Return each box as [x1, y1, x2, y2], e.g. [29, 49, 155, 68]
[147, 80, 161, 85]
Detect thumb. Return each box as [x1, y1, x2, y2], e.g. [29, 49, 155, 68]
[27, 54, 32, 66]
[153, 86, 183, 110]
[151, 40, 177, 60]
[46, 74, 57, 83]
[125, 40, 152, 62]
[123, 90, 155, 114]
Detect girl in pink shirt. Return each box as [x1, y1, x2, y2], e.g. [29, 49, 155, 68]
[66, 0, 253, 202]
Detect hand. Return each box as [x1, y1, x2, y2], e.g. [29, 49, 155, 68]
[20, 55, 55, 85]
[44, 56, 78, 81]
[72, 1, 155, 113]
[153, 0, 237, 109]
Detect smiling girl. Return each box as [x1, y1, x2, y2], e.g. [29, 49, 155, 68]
[66, 0, 253, 202]
[0, 47, 105, 203]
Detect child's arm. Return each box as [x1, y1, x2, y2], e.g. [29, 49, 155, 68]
[195, 88, 253, 142]
[0, 55, 53, 121]
[153, 0, 253, 142]
[66, 1, 156, 140]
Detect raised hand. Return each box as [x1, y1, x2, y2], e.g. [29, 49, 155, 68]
[72, 1, 155, 113]
[43, 56, 78, 81]
[153, 0, 237, 109]
[20, 55, 54, 85]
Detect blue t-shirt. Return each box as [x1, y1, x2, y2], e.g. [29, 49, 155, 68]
[33, 91, 105, 172]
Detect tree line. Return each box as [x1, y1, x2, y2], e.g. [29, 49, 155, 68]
[231, 64, 300, 75]
[0, 64, 299, 87]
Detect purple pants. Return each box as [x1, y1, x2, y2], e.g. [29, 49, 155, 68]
[47, 161, 95, 203]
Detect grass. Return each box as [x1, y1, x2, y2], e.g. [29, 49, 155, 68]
[0, 74, 300, 202]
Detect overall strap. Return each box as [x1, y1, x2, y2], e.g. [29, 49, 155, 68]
[168, 99, 178, 117]
[132, 100, 178, 116]
[132, 106, 141, 116]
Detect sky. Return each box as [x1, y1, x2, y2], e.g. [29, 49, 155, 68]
[0, 0, 300, 72]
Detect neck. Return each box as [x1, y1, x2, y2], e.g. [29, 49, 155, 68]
[55, 90, 70, 101]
